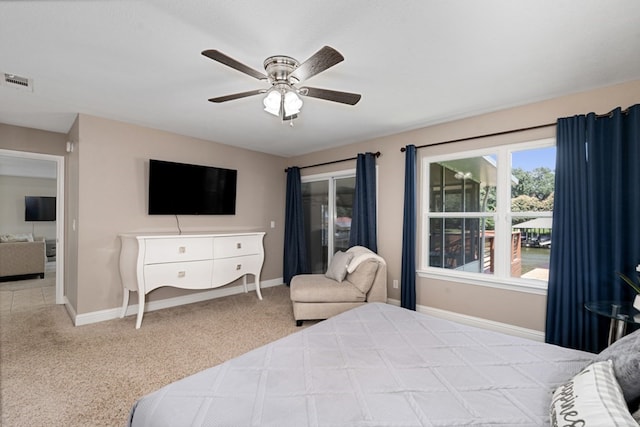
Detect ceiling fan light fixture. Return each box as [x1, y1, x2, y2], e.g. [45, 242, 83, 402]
[263, 86, 303, 119]
[283, 90, 303, 116]
[263, 89, 281, 116]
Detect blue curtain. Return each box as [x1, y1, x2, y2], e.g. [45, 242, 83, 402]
[401, 145, 417, 310]
[349, 152, 378, 252]
[546, 105, 640, 352]
[283, 167, 309, 285]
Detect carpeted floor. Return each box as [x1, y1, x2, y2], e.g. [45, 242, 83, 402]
[0, 285, 312, 426]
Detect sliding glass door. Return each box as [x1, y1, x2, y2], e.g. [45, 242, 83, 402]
[302, 173, 355, 274]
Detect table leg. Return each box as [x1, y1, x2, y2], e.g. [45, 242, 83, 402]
[608, 318, 615, 346]
[614, 319, 627, 343]
[606, 304, 628, 345]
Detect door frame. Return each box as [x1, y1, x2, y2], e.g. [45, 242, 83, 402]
[0, 149, 65, 304]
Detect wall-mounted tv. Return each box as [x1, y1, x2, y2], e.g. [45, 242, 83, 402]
[148, 159, 237, 215]
[25, 196, 56, 221]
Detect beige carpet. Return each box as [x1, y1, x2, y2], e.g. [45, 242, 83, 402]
[0, 285, 313, 426]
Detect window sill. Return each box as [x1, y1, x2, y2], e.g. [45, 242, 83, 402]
[416, 269, 548, 296]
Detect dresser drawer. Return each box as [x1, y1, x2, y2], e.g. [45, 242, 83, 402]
[144, 237, 213, 264]
[143, 260, 213, 292]
[213, 235, 262, 259]
[212, 254, 262, 286]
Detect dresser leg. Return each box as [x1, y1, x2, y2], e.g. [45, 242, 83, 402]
[255, 275, 263, 300]
[136, 292, 145, 329]
[120, 290, 130, 318]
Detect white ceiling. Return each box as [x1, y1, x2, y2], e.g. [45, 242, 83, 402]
[1, 1, 639, 157]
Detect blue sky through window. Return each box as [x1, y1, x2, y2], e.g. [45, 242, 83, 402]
[512, 147, 556, 171]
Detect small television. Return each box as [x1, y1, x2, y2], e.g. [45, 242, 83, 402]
[148, 159, 237, 215]
[25, 196, 56, 221]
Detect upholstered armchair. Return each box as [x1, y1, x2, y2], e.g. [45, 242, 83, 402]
[289, 246, 387, 326]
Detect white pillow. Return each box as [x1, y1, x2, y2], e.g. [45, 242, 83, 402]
[550, 360, 637, 427]
[325, 251, 354, 282]
[345, 246, 385, 274]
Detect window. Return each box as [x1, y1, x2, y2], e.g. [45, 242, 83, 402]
[422, 139, 555, 290]
[302, 171, 356, 274]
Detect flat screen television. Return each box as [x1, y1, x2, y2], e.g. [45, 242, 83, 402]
[148, 159, 237, 215]
[25, 196, 56, 221]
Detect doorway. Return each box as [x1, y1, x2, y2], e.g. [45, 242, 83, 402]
[0, 149, 65, 305]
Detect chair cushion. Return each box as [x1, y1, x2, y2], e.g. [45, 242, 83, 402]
[345, 259, 379, 294]
[290, 274, 366, 303]
[325, 251, 353, 282]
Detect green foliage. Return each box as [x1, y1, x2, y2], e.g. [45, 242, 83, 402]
[511, 168, 555, 211]
[512, 194, 544, 212]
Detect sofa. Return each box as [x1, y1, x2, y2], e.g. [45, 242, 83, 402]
[290, 246, 387, 325]
[0, 234, 46, 280]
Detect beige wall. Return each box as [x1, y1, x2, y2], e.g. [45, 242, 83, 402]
[288, 79, 640, 332]
[0, 175, 57, 238]
[0, 123, 68, 156]
[72, 114, 287, 314]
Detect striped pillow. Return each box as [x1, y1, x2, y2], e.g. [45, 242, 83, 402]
[550, 360, 636, 426]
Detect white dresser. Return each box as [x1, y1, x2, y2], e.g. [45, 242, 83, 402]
[119, 232, 265, 328]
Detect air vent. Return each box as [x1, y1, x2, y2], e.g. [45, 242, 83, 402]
[2, 73, 33, 91]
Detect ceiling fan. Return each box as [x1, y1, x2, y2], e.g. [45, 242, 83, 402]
[201, 46, 361, 123]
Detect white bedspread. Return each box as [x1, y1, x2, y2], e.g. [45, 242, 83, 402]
[128, 303, 593, 426]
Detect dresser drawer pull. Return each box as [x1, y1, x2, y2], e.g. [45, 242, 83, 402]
[178, 246, 186, 254]
[236, 264, 242, 270]
[236, 242, 242, 249]
[177, 271, 186, 278]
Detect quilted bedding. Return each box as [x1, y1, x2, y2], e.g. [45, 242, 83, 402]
[128, 303, 593, 426]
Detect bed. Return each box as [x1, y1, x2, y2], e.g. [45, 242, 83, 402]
[127, 303, 638, 426]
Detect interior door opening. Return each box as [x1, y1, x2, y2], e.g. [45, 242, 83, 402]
[0, 149, 65, 305]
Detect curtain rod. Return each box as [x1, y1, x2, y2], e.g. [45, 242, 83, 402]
[399, 123, 555, 152]
[285, 151, 381, 172]
[400, 107, 631, 152]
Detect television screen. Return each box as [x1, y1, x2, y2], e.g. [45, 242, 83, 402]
[25, 196, 56, 221]
[148, 159, 237, 215]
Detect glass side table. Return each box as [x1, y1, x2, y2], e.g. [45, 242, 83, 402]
[584, 301, 640, 346]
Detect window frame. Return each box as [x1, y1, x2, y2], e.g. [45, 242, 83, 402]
[419, 138, 555, 295]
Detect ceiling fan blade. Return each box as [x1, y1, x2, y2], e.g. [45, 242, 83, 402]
[202, 50, 267, 80]
[299, 87, 361, 105]
[289, 46, 344, 83]
[208, 89, 265, 103]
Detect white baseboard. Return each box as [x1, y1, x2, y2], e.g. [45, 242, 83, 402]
[386, 298, 545, 342]
[64, 296, 77, 321]
[73, 278, 284, 327]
